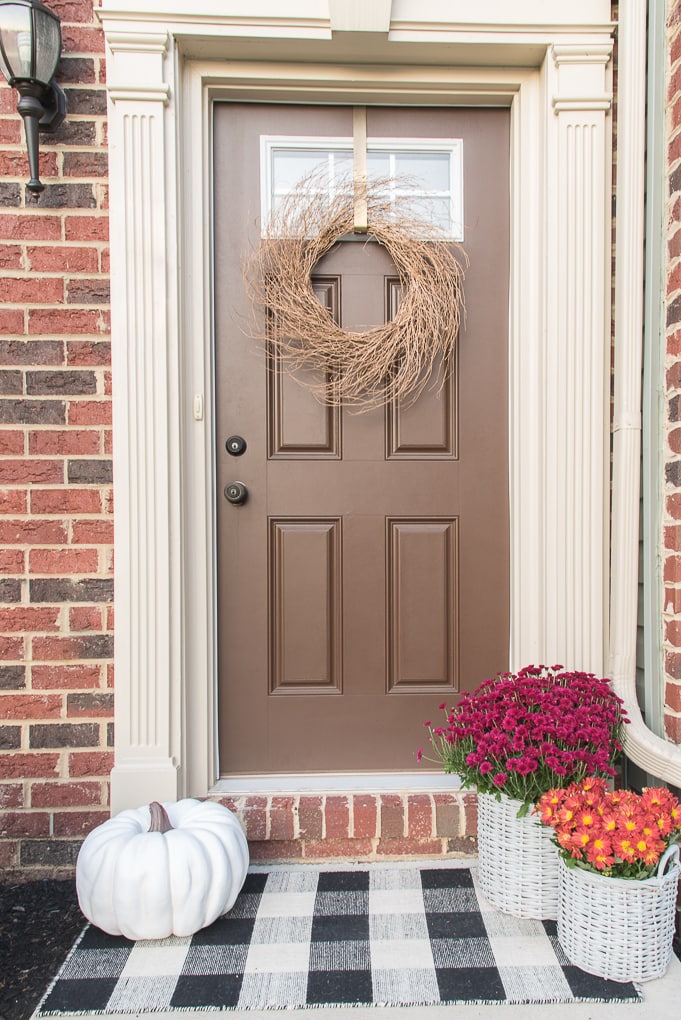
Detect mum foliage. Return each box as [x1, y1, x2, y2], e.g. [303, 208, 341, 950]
[418, 665, 627, 808]
[535, 778, 681, 879]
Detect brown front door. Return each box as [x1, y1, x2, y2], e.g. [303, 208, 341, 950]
[214, 104, 509, 775]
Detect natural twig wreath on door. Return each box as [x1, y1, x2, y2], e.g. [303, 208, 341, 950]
[244, 175, 467, 412]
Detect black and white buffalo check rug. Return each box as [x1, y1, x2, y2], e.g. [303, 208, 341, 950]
[36, 864, 641, 1013]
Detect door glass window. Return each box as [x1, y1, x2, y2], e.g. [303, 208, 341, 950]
[261, 136, 463, 240]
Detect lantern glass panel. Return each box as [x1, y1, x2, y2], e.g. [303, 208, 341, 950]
[0, 4, 32, 83]
[33, 5, 59, 84]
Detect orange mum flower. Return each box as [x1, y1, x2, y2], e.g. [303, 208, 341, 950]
[654, 814, 673, 837]
[612, 836, 636, 861]
[557, 805, 576, 826]
[557, 831, 573, 851]
[570, 828, 591, 850]
[642, 847, 661, 868]
[586, 845, 614, 870]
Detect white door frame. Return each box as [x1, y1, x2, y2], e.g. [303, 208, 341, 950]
[99, 2, 626, 812]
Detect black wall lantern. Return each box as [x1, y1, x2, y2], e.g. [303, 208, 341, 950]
[0, 0, 66, 194]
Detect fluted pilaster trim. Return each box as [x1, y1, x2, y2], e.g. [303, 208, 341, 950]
[106, 30, 181, 812]
[534, 42, 613, 674]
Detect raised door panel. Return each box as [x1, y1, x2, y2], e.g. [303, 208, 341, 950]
[385, 280, 458, 459]
[269, 518, 342, 694]
[268, 278, 341, 458]
[387, 517, 459, 693]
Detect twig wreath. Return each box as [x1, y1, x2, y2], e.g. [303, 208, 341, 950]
[245, 174, 468, 411]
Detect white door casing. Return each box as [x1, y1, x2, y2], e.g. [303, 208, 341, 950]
[98, 1, 651, 813]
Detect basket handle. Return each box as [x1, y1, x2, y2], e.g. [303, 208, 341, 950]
[656, 842, 680, 877]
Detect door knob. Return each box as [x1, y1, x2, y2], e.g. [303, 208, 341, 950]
[226, 435, 247, 456]
[224, 481, 248, 505]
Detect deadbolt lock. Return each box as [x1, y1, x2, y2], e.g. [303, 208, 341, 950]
[226, 435, 247, 456]
[224, 481, 248, 505]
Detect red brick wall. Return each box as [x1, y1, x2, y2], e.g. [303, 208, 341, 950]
[215, 793, 478, 862]
[0, 0, 112, 879]
[666, 0, 681, 746]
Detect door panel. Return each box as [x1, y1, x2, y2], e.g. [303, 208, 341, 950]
[214, 104, 510, 775]
[268, 517, 343, 695]
[268, 279, 341, 458]
[387, 518, 459, 692]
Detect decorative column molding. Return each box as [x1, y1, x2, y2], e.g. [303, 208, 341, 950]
[104, 28, 183, 812]
[540, 42, 613, 674]
[105, 33, 171, 104]
[551, 44, 613, 111]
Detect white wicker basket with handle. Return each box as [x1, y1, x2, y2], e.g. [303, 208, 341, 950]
[477, 792, 560, 919]
[557, 842, 680, 983]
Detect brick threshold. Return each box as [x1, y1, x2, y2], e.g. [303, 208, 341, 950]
[212, 789, 478, 863]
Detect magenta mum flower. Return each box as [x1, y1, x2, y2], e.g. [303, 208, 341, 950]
[416, 664, 627, 807]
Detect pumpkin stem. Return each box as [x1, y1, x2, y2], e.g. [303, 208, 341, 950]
[148, 801, 174, 834]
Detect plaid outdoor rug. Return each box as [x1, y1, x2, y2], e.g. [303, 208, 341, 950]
[36, 865, 640, 1013]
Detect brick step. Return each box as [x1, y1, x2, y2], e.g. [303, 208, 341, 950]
[213, 791, 478, 863]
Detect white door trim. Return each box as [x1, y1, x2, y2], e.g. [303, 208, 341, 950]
[99, 4, 620, 812]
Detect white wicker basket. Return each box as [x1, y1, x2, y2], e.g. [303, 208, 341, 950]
[557, 843, 680, 983]
[477, 792, 560, 919]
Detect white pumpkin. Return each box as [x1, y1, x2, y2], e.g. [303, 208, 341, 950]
[76, 798, 249, 940]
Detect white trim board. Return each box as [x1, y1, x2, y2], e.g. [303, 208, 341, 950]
[99, 3, 627, 812]
[213, 773, 464, 795]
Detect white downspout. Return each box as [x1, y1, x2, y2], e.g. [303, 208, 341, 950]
[610, 0, 681, 784]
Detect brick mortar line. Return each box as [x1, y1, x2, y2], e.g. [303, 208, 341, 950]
[1, 143, 108, 149]
[347, 792, 355, 839]
[298, 837, 456, 862]
[0, 456, 114, 461]
[321, 793, 327, 839]
[0, 277, 110, 282]
[265, 794, 272, 840]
